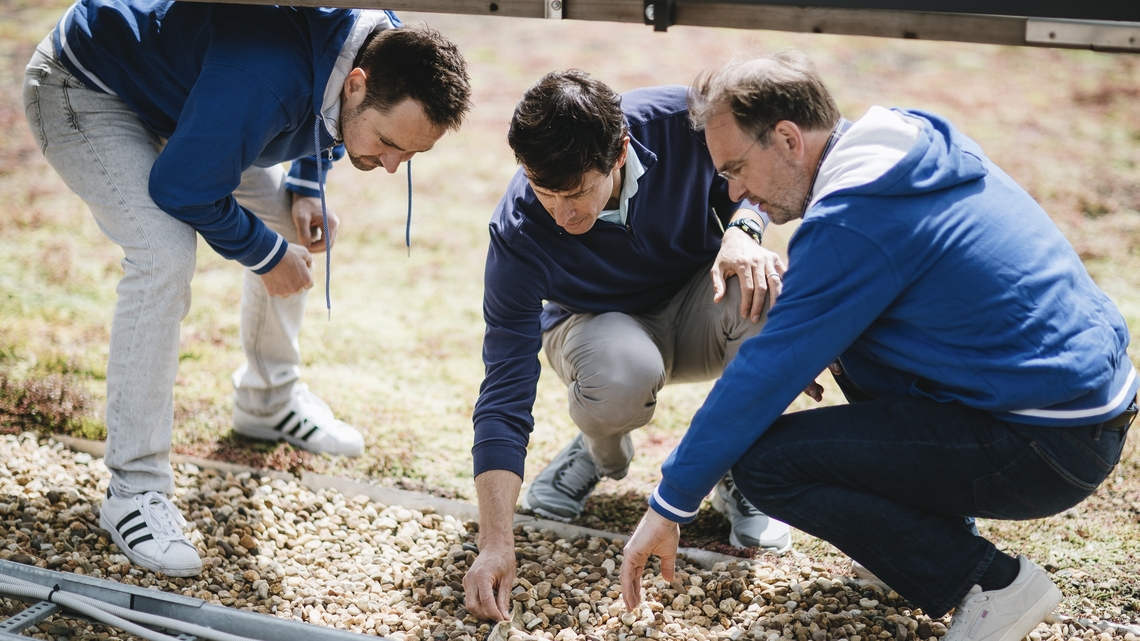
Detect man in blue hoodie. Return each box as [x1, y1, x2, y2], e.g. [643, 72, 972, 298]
[465, 70, 805, 621]
[620, 51, 1135, 641]
[23, 0, 471, 577]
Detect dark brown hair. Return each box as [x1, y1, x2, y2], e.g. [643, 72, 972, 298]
[689, 50, 840, 146]
[507, 70, 628, 192]
[357, 25, 472, 132]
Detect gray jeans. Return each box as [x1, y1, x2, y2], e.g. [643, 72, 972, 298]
[23, 36, 310, 496]
[542, 265, 767, 476]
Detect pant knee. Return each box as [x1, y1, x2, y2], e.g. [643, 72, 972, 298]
[569, 362, 664, 435]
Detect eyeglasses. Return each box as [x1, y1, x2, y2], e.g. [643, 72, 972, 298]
[716, 137, 760, 183]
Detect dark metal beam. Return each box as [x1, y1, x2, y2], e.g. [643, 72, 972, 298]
[175, 0, 1140, 52]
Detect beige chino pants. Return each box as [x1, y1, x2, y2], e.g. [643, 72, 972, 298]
[542, 264, 768, 477]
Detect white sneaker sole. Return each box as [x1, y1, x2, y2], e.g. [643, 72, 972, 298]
[98, 509, 202, 578]
[233, 420, 364, 457]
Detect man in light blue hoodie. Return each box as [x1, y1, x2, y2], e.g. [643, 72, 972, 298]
[23, 0, 470, 577]
[621, 52, 1135, 641]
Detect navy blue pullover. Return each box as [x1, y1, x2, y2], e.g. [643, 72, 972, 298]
[473, 85, 744, 479]
[54, 0, 397, 273]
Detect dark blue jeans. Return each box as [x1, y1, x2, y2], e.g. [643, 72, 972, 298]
[730, 381, 1130, 617]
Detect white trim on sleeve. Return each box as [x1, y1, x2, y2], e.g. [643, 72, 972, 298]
[652, 486, 700, 520]
[248, 234, 285, 272]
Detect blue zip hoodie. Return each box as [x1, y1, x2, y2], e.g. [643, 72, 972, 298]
[473, 85, 744, 479]
[650, 107, 1136, 522]
[54, 0, 398, 273]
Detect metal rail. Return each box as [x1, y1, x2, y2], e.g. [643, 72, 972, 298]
[0, 560, 375, 640]
[174, 0, 1140, 53]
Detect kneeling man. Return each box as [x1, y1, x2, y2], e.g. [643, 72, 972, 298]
[467, 70, 801, 621]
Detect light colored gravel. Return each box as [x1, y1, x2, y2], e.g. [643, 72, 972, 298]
[2, 433, 1137, 641]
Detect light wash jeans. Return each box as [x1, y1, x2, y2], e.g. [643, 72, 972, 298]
[542, 265, 766, 476]
[23, 36, 310, 496]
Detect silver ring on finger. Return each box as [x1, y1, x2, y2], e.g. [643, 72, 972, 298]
[765, 272, 781, 280]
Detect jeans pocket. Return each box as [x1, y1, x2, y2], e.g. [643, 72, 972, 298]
[22, 69, 48, 154]
[973, 441, 1101, 519]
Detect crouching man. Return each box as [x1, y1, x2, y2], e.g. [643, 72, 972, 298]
[621, 51, 1135, 641]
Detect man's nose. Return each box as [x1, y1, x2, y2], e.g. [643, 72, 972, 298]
[381, 150, 415, 174]
[551, 199, 575, 226]
[727, 179, 747, 202]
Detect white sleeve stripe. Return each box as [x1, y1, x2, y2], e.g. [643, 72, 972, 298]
[652, 486, 699, 519]
[57, 10, 118, 97]
[248, 235, 284, 272]
[1010, 366, 1136, 420]
[285, 177, 321, 191]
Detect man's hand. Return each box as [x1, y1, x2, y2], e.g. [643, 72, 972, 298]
[464, 470, 523, 621]
[712, 226, 785, 323]
[292, 194, 339, 252]
[259, 243, 313, 297]
[465, 541, 517, 621]
[620, 509, 680, 611]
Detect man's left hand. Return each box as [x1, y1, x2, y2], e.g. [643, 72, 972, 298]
[292, 194, 339, 252]
[620, 509, 680, 611]
[712, 228, 785, 323]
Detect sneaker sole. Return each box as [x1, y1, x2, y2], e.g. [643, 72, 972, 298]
[98, 510, 202, 578]
[729, 529, 793, 554]
[990, 581, 1063, 641]
[233, 423, 363, 457]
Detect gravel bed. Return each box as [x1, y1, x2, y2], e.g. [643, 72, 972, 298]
[2, 432, 1138, 641]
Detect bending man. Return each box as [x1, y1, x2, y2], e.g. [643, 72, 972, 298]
[23, 0, 471, 577]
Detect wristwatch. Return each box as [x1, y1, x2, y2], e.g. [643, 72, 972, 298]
[726, 217, 764, 245]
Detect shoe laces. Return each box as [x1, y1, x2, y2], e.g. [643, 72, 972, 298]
[552, 442, 601, 501]
[136, 492, 188, 542]
[947, 586, 988, 639]
[723, 472, 762, 516]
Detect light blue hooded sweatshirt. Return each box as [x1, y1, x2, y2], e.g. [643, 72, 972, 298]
[651, 107, 1136, 522]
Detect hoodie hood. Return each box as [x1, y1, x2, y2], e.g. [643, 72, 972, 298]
[811, 107, 988, 209]
[316, 9, 400, 137]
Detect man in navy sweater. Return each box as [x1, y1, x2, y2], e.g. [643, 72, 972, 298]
[465, 70, 805, 621]
[23, 0, 470, 577]
[620, 52, 1135, 641]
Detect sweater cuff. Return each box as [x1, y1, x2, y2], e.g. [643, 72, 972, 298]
[648, 481, 702, 524]
[472, 441, 527, 479]
[245, 233, 288, 275]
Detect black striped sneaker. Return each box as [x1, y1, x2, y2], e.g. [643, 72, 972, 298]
[98, 490, 202, 577]
[232, 383, 364, 457]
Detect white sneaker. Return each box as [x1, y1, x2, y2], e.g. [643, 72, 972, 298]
[712, 471, 792, 552]
[98, 490, 202, 577]
[944, 555, 1062, 641]
[233, 383, 364, 457]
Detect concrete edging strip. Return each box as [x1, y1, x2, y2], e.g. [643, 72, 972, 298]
[51, 435, 755, 570]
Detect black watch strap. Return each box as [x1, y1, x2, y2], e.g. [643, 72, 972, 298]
[726, 217, 764, 245]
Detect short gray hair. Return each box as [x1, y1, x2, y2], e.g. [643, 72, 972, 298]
[688, 51, 840, 146]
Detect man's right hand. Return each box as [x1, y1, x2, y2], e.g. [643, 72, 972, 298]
[464, 469, 523, 621]
[464, 541, 517, 621]
[259, 243, 313, 297]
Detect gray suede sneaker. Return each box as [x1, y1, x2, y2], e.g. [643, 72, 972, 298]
[712, 471, 792, 552]
[521, 434, 601, 522]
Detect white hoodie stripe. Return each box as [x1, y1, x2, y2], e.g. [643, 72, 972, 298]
[249, 234, 284, 272]
[652, 486, 699, 519]
[1009, 366, 1136, 420]
[57, 5, 118, 97]
[285, 176, 321, 191]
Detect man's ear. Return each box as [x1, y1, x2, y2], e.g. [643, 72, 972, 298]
[342, 67, 368, 109]
[773, 120, 805, 161]
[612, 136, 631, 171]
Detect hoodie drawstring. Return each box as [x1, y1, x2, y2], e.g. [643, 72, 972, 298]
[314, 118, 332, 318]
[406, 159, 412, 256]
